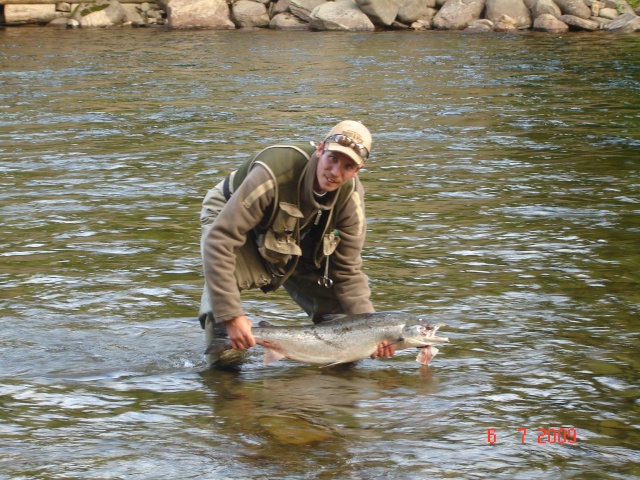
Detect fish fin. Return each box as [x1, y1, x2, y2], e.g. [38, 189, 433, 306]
[204, 338, 233, 356]
[263, 349, 286, 365]
[320, 360, 343, 368]
[415, 346, 439, 365]
[318, 313, 348, 323]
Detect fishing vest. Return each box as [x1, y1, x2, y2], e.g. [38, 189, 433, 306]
[224, 142, 355, 292]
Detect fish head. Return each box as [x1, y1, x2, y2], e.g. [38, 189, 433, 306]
[400, 324, 449, 346]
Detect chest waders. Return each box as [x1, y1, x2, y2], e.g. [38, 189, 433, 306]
[223, 142, 355, 293]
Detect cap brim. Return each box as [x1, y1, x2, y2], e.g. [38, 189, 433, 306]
[325, 142, 364, 166]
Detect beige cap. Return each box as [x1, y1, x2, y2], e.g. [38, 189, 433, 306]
[323, 120, 372, 166]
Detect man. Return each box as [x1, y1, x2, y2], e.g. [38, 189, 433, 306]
[199, 120, 394, 367]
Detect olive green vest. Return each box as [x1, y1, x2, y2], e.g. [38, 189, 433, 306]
[231, 142, 355, 291]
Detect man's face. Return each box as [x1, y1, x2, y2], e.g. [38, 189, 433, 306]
[314, 142, 361, 193]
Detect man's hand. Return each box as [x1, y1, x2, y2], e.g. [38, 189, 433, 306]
[225, 315, 256, 351]
[370, 340, 396, 359]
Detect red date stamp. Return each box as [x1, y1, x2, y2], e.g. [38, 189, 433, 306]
[487, 427, 578, 444]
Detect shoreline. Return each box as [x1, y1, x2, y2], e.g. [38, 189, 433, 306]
[1, 0, 639, 33]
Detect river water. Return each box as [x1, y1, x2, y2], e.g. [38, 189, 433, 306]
[1, 27, 638, 479]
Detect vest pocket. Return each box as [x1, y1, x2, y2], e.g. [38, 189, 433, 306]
[234, 236, 273, 291]
[258, 202, 303, 267]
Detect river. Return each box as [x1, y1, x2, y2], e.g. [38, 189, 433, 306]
[1, 27, 639, 479]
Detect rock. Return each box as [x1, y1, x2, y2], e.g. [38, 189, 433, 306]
[271, 0, 292, 15]
[167, 0, 235, 29]
[604, 0, 635, 13]
[397, 0, 435, 23]
[308, 0, 376, 30]
[494, 13, 519, 29]
[411, 9, 438, 27]
[355, 0, 401, 25]
[57, 3, 72, 13]
[599, 7, 619, 18]
[4, 4, 64, 25]
[290, 0, 326, 21]
[432, 0, 486, 29]
[605, 12, 640, 31]
[122, 3, 146, 24]
[558, 13, 599, 28]
[589, 16, 611, 27]
[464, 18, 494, 30]
[555, 0, 592, 18]
[530, 0, 562, 18]
[73, 0, 126, 28]
[533, 12, 569, 29]
[46, 17, 71, 28]
[269, 12, 310, 28]
[232, 0, 270, 27]
[485, 0, 532, 27]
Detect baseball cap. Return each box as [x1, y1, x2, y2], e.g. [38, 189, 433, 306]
[323, 120, 372, 166]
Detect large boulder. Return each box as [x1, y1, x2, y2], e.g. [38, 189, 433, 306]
[232, 0, 270, 27]
[309, 0, 376, 30]
[530, 0, 562, 18]
[532, 12, 569, 29]
[4, 4, 65, 25]
[604, 0, 635, 14]
[605, 12, 640, 31]
[432, 0, 486, 29]
[74, 0, 126, 28]
[558, 13, 599, 28]
[554, 0, 591, 18]
[355, 0, 401, 25]
[485, 0, 531, 27]
[290, 0, 326, 21]
[166, 0, 235, 29]
[269, 12, 310, 28]
[397, 0, 435, 23]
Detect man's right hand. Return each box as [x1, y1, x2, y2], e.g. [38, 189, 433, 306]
[225, 315, 256, 351]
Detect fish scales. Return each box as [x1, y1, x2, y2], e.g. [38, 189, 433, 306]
[205, 311, 449, 367]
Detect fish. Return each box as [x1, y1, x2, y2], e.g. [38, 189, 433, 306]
[205, 311, 449, 367]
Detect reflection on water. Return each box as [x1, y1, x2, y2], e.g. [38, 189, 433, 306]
[1, 28, 639, 479]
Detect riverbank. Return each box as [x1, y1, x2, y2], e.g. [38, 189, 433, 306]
[1, 0, 639, 32]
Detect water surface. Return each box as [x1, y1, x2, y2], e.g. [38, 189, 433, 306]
[1, 28, 639, 479]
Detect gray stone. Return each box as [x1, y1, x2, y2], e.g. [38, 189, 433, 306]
[269, 12, 310, 28]
[232, 0, 270, 27]
[555, 0, 591, 18]
[356, 0, 400, 25]
[122, 3, 145, 23]
[73, 0, 125, 27]
[46, 16, 71, 27]
[531, 0, 562, 18]
[558, 12, 599, 27]
[410, 8, 437, 27]
[533, 11, 569, 28]
[485, 0, 532, 27]
[167, 0, 235, 29]
[604, 0, 635, 13]
[605, 11, 640, 31]
[4, 4, 64, 24]
[290, 0, 326, 21]
[493, 12, 518, 28]
[308, 0, 376, 30]
[432, 0, 486, 29]
[464, 18, 494, 30]
[271, 0, 292, 15]
[599, 7, 619, 17]
[397, 0, 434, 24]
